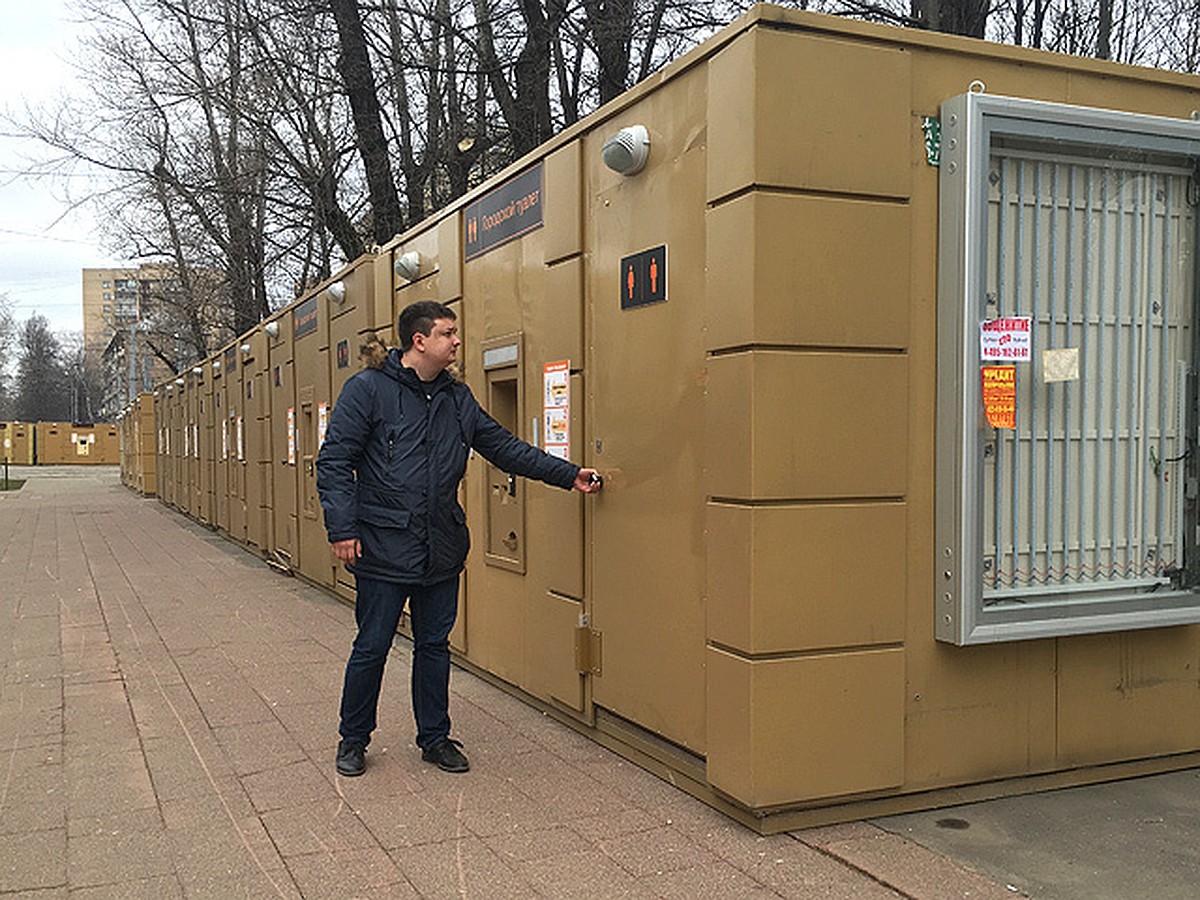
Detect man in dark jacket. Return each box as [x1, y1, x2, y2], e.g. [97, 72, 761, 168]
[317, 300, 601, 777]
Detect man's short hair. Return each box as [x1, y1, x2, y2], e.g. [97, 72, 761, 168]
[397, 301, 456, 352]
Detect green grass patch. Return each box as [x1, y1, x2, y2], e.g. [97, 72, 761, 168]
[0, 479, 26, 491]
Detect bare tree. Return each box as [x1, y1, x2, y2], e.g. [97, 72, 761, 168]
[13, 0, 1200, 378]
[60, 332, 104, 423]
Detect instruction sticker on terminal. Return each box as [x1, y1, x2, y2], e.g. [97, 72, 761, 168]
[980, 317, 1032, 361]
[542, 360, 570, 460]
[982, 365, 1017, 430]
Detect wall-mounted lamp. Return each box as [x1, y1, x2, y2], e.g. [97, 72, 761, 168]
[175, 377, 185, 386]
[192, 366, 203, 375]
[602, 124, 650, 175]
[264, 321, 280, 339]
[240, 343, 252, 355]
[212, 360, 221, 372]
[327, 281, 346, 304]
[394, 250, 422, 283]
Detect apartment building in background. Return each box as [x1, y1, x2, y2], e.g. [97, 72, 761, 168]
[82, 265, 184, 418]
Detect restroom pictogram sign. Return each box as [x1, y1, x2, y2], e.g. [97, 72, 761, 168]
[620, 245, 668, 310]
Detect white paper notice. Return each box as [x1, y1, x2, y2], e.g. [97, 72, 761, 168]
[1042, 347, 1080, 383]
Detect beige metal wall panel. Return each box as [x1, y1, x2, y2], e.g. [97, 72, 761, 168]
[294, 292, 334, 589]
[95, 425, 120, 465]
[908, 50, 1071, 120]
[152, 396, 167, 503]
[464, 239, 531, 341]
[175, 386, 187, 510]
[213, 355, 230, 532]
[242, 331, 271, 553]
[199, 370, 215, 524]
[35, 423, 62, 464]
[706, 193, 911, 349]
[706, 351, 909, 501]
[170, 392, 180, 505]
[393, 273, 448, 313]
[537, 259, 584, 368]
[1056, 630, 1200, 766]
[522, 191, 585, 617]
[1, 423, 35, 465]
[389, 217, 462, 304]
[525, 372, 586, 602]
[15, 423, 34, 465]
[189, 375, 202, 519]
[158, 394, 168, 500]
[460, 204, 586, 695]
[1064, 78, 1200, 120]
[586, 62, 709, 753]
[707, 502, 906, 654]
[525, 591, 586, 712]
[162, 393, 173, 504]
[137, 395, 157, 494]
[267, 314, 296, 563]
[328, 259, 380, 401]
[903, 641, 1058, 789]
[523, 372, 586, 713]
[438, 213, 463, 302]
[707, 28, 911, 203]
[463, 326, 528, 684]
[163, 393, 174, 506]
[370, 251, 397, 340]
[706, 645, 905, 807]
[544, 141, 582, 265]
[228, 348, 247, 543]
[162, 390, 176, 507]
[17, 423, 34, 465]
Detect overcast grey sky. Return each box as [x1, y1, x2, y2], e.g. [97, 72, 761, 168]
[0, 1, 126, 335]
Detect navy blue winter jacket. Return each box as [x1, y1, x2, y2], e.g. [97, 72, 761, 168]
[316, 348, 579, 585]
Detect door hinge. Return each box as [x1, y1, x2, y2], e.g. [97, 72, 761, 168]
[574, 626, 602, 675]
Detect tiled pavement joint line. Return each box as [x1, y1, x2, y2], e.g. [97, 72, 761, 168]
[82, 510, 300, 900]
[791, 834, 913, 900]
[0, 695, 34, 819]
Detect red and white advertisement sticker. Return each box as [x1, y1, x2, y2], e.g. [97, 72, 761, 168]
[980, 317, 1032, 361]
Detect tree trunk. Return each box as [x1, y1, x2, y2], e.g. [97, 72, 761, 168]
[1096, 0, 1114, 59]
[327, 0, 404, 245]
[583, 0, 634, 103]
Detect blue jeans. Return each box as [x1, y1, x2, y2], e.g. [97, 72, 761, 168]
[339, 575, 459, 750]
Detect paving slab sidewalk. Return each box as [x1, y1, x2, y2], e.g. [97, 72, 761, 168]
[1, 467, 1019, 898]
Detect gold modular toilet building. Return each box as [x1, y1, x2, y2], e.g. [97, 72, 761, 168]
[134, 6, 1200, 830]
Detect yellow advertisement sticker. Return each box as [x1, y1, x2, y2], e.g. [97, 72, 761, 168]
[982, 365, 1016, 430]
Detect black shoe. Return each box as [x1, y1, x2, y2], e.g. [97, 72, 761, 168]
[421, 738, 470, 773]
[336, 739, 366, 777]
